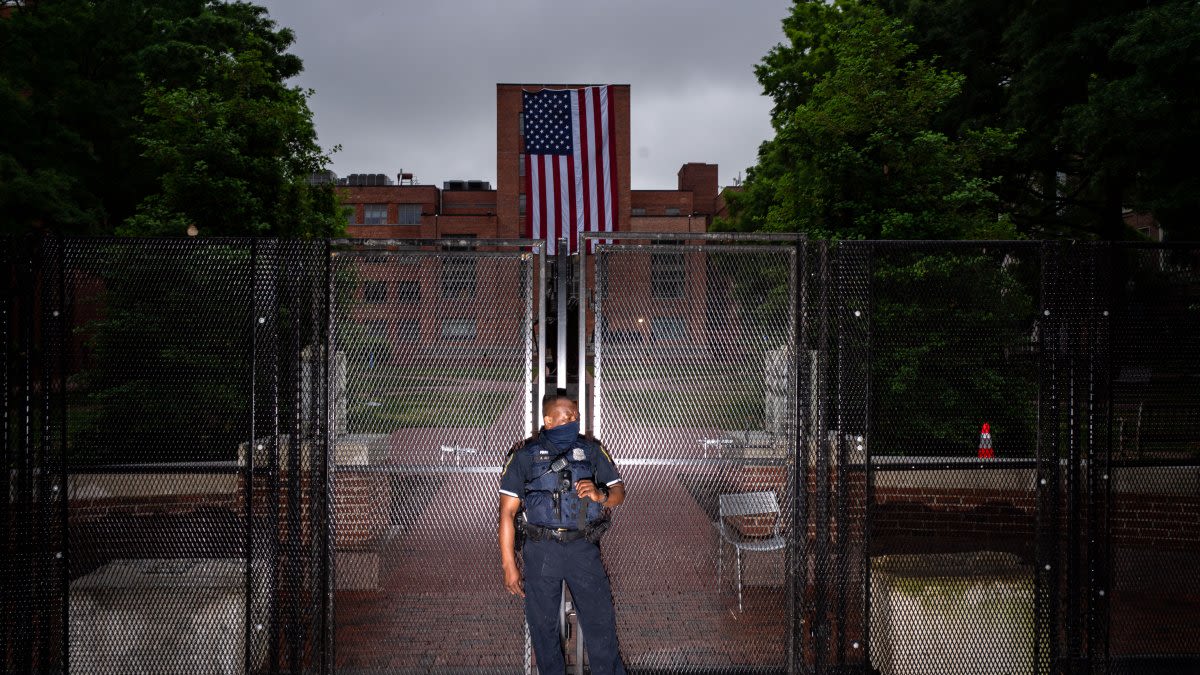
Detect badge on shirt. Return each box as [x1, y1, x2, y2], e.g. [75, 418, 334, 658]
[572, 447, 586, 461]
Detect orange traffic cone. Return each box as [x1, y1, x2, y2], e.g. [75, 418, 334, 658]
[978, 423, 994, 458]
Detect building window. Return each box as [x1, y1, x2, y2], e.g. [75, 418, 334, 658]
[346, 207, 357, 225]
[441, 318, 477, 341]
[396, 280, 420, 304]
[397, 204, 421, 225]
[397, 318, 419, 342]
[631, 207, 646, 216]
[651, 316, 687, 342]
[363, 280, 387, 304]
[518, 112, 524, 137]
[651, 249, 685, 299]
[665, 207, 681, 216]
[519, 153, 525, 177]
[441, 235, 478, 299]
[519, 193, 526, 216]
[364, 204, 388, 225]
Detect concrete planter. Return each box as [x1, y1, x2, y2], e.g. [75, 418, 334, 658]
[870, 552, 1035, 675]
[70, 558, 267, 674]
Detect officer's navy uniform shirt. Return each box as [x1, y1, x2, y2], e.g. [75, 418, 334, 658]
[500, 430, 629, 673]
[499, 432, 623, 529]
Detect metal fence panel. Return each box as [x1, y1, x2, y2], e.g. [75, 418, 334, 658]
[63, 239, 261, 673]
[1107, 244, 1200, 671]
[247, 239, 332, 673]
[812, 240, 871, 673]
[863, 241, 1045, 675]
[6, 235, 1200, 675]
[591, 241, 799, 672]
[4, 236, 68, 672]
[328, 244, 536, 673]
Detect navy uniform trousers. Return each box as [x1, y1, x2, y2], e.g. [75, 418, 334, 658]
[523, 537, 626, 675]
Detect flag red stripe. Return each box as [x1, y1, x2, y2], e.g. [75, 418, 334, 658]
[524, 150, 534, 243]
[556, 153, 566, 249]
[537, 154, 549, 250]
[591, 87, 605, 236]
[605, 85, 618, 238]
[577, 88, 591, 254]
[566, 153, 577, 254]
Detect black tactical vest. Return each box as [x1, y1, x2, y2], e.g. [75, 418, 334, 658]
[522, 436, 606, 529]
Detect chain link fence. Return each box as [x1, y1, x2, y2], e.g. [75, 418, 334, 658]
[61, 239, 330, 674]
[326, 240, 539, 673]
[589, 235, 799, 673]
[1106, 244, 1200, 673]
[855, 241, 1044, 675]
[5, 235, 1199, 674]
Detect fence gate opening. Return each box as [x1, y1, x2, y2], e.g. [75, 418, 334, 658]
[583, 233, 801, 672]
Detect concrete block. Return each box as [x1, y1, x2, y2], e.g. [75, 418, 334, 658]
[870, 552, 1035, 675]
[70, 558, 266, 674]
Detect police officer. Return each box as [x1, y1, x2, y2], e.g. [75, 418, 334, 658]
[498, 393, 627, 675]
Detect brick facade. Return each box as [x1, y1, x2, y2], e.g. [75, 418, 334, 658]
[336, 85, 721, 242]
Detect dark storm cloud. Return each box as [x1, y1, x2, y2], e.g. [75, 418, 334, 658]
[257, 0, 791, 189]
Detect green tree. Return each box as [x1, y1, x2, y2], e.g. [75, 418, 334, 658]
[720, 2, 1017, 241]
[1, 2, 344, 464]
[0, 0, 344, 237]
[724, 3, 1039, 457]
[870, 247, 1041, 456]
[882, 0, 1200, 239]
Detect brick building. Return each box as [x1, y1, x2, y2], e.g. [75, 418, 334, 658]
[333, 84, 718, 240]
[330, 84, 729, 362]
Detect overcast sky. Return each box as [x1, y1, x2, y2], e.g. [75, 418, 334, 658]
[255, 0, 792, 191]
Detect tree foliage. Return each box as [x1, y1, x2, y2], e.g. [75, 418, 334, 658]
[731, 0, 1200, 240]
[882, 0, 1200, 239]
[724, 3, 1053, 456]
[870, 247, 1041, 455]
[0, 0, 343, 237]
[720, 3, 1017, 240]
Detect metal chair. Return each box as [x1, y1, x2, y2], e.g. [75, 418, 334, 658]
[716, 491, 786, 612]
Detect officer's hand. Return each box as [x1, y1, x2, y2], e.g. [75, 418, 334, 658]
[503, 566, 524, 598]
[574, 479, 604, 503]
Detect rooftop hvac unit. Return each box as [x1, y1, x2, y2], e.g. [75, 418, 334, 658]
[467, 180, 487, 190]
[375, 173, 388, 186]
[444, 180, 467, 191]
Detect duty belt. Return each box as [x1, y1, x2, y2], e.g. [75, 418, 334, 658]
[522, 523, 588, 543]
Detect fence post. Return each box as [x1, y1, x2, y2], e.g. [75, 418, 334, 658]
[1087, 242, 1113, 670]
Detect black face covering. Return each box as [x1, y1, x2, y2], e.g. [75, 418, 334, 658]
[543, 421, 580, 449]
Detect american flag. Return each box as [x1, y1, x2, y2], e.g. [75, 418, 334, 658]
[523, 86, 618, 255]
